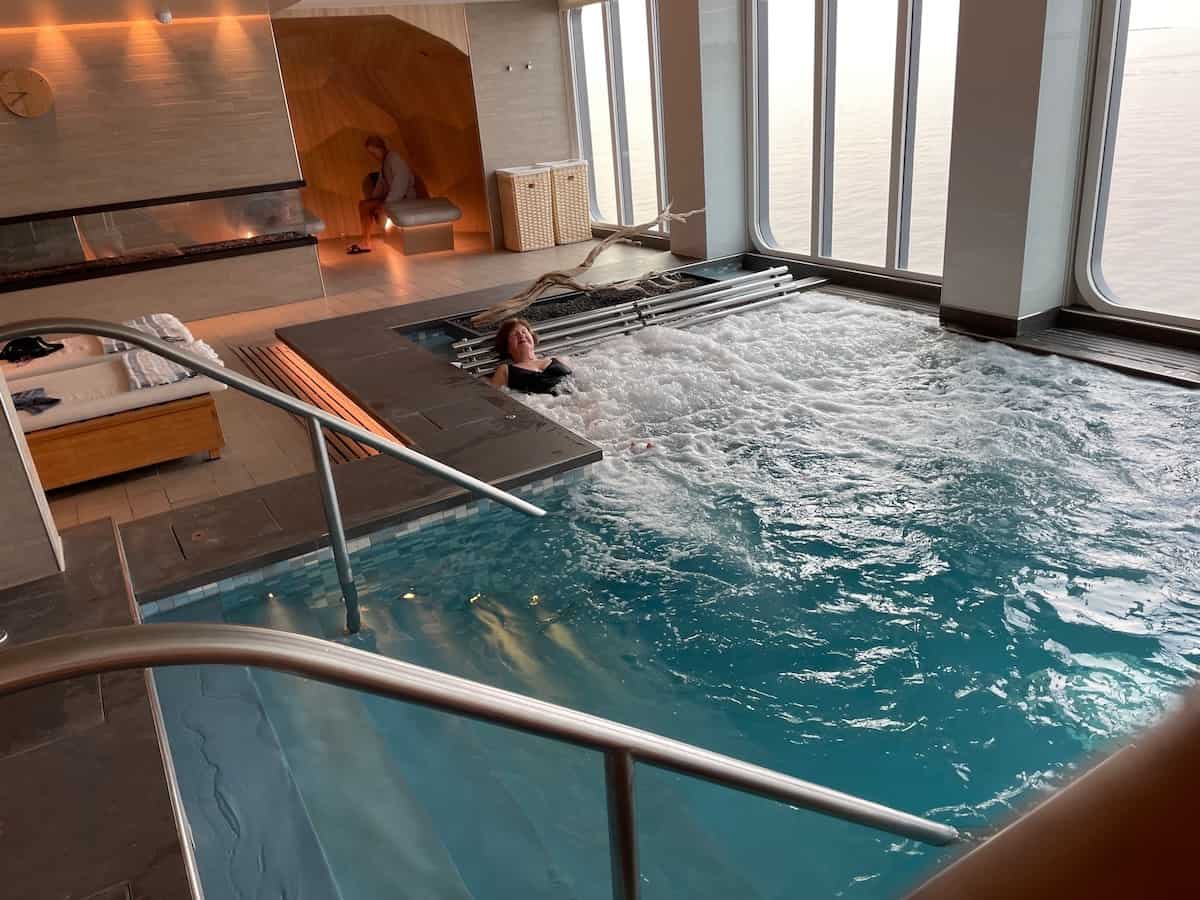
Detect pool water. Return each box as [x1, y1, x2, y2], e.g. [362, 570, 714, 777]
[155, 292, 1200, 899]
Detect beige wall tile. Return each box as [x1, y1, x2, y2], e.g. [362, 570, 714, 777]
[0, 15, 300, 219]
[467, 0, 574, 249]
[0, 372, 64, 588]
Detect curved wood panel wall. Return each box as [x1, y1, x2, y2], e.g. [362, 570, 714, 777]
[273, 15, 489, 240]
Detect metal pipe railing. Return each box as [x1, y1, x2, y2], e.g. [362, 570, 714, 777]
[458, 274, 799, 372]
[459, 274, 830, 376]
[451, 267, 794, 353]
[0, 319, 546, 633]
[0, 622, 960, 900]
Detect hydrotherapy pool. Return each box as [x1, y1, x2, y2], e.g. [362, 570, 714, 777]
[153, 291, 1200, 898]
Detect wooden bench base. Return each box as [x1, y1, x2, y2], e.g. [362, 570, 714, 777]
[26, 393, 226, 491]
[391, 222, 456, 255]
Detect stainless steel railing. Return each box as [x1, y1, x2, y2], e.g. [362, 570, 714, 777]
[0, 318, 546, 633]
[453, 270, 830, 375]
[0, 622, 960, 900]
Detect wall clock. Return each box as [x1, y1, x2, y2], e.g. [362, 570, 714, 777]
[1, 69, 54, 119]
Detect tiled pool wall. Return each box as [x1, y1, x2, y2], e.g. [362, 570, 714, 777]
[140, 465, 592, 619]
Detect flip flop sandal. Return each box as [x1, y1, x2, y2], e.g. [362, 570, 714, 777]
[347, 244, 372, 255]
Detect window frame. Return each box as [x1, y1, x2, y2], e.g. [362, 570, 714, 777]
[1073, 0, 1199, 329]
[564, 0, 669, 231]
[747, 0, 945, 285]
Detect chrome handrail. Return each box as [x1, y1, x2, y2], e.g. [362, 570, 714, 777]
[0, 318, 546, 633]
[0, 622, 960, 900]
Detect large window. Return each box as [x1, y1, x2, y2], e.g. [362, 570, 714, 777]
[1080, 0, 1200, 322]
[567, 0, 667, 229]
[753, 0, 960, 277]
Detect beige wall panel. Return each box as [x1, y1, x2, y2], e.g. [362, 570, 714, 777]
[0, 15, 301, 219]
[467, 0, 574, 249]
[1, 0, 269, 27]
[273, 15, 489, 238]
[0, 371, 63, 591]
[0, 245, 324, 322]
[272, 4, 471, 54]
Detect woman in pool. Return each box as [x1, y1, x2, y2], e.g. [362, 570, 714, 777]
[489, 318, 574, 395]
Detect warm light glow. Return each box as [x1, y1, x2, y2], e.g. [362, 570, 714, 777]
[0, 15, 267, 36]
[215, 13, 255, 59]
[385, 220, 396, 232]
[33, 23, 82, 75]
[243, 231, 255, 239]
[123, 17, 173, 78]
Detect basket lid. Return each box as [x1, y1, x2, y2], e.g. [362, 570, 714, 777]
[535, 159, 588, 169]
[496, 165, 551, 176]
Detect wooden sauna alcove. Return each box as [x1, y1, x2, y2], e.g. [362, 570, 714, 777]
[272, 13, 490, 244]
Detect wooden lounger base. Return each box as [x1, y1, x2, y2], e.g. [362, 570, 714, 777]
[26, 393, 226, 491]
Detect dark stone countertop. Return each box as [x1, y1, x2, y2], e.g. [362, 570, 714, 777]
[0, 519, 193, 900]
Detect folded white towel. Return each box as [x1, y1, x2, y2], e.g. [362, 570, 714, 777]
[101, 313, 194, 354]
[123, 340, 223, 390]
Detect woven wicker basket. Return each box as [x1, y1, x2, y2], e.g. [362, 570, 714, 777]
[539, 159, 592, 245]
[496, 166, 555, 252]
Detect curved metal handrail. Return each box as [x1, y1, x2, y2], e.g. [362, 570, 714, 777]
[0, 622, 960, 851]
[0, 318, 545, 633]
[0, 318, 544, 519]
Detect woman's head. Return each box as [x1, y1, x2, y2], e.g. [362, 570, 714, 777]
[365, 135, 388, 160]
[495, 318, 537, 361]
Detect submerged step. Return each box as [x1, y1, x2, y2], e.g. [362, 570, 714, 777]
[370, 591, 773, 900]
[230, 595, 477, 900]
[153, 662, 342, 900]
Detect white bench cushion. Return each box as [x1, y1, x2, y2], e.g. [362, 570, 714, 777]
[8, 356, 226, 433]
[385, 198, 462, 228]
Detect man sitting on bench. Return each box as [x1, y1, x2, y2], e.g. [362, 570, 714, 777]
[348, 135, 415, 255]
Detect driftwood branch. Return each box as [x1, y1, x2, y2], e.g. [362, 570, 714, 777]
[470, 205, 704, 328]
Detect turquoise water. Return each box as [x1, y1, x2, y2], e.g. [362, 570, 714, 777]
[156, 294, 1200, 898]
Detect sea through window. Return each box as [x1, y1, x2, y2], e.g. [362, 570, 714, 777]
[1080, 0, 1200, 323]
[566, 0, 667, 230]
[753, 0, 960, 277]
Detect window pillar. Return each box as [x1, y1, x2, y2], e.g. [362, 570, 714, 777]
[939, 0, 1094, 335]
[658, 0, 748, 258]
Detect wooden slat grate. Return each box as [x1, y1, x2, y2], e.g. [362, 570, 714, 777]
[231, 343, 398, 464]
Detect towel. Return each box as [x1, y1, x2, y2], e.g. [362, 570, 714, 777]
[123, 340, 223, 390]
[101, 313, 194, 354]
[12, 387, 62, 415]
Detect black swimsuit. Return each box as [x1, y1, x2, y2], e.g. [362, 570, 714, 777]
[506, 358, 573, 395]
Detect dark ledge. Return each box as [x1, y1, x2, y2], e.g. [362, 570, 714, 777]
[0, 232, 317, 295]
[0, 520, 193, 900]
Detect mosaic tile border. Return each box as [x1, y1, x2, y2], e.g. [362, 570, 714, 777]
[142, 465, 593, 619]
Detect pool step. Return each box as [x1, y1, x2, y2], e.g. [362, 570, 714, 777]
[368, 603, 595, 899]
[236, 596, 476, 900]
[153, 662, 344, 900]
[376, 595, 770, 900]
